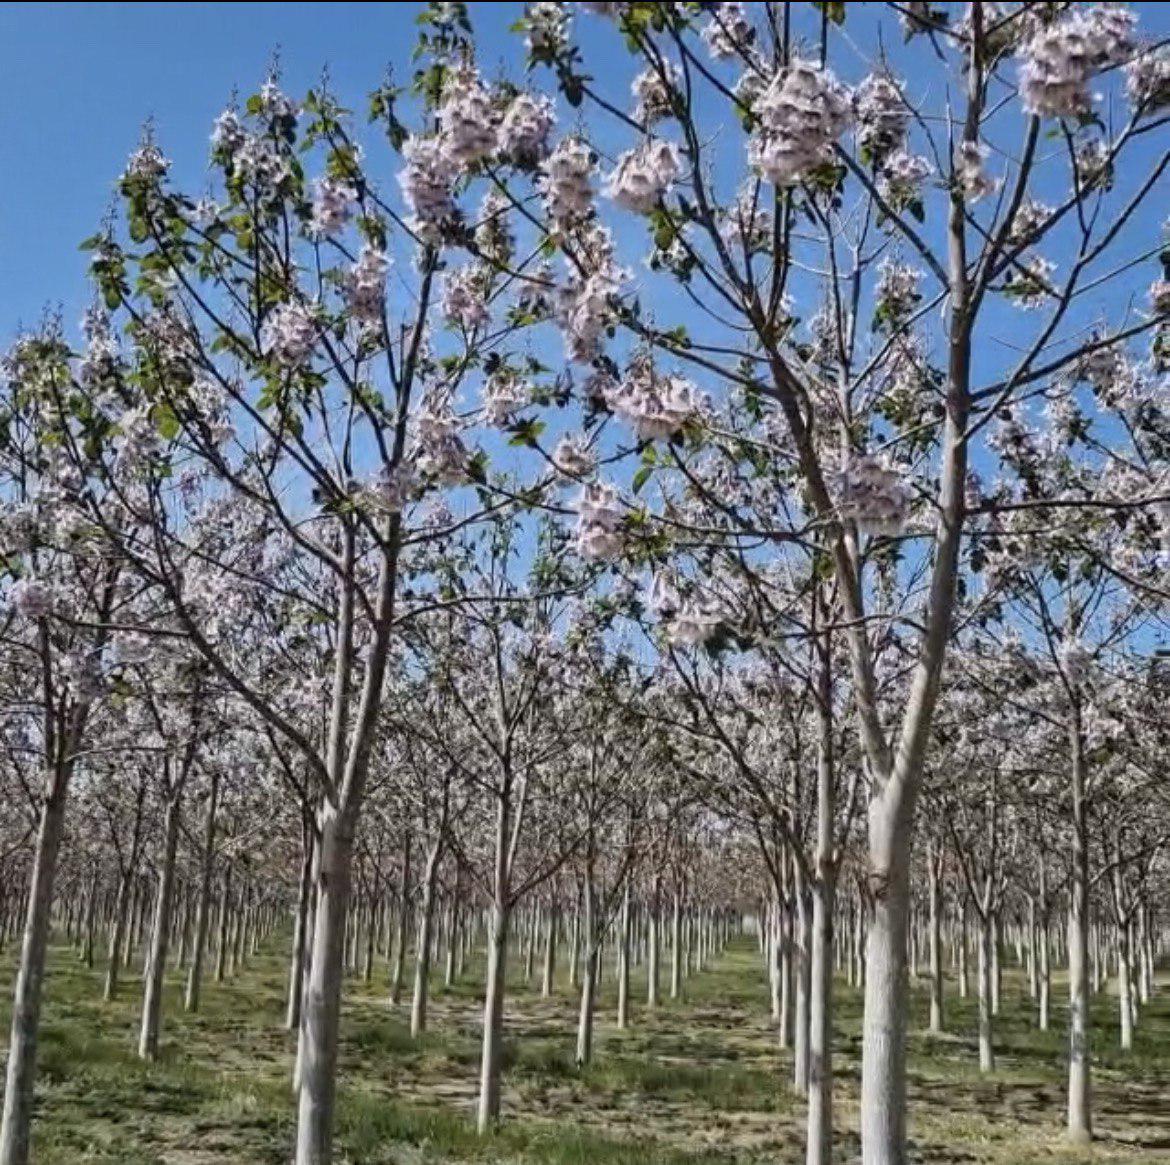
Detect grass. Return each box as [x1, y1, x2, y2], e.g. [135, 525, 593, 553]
[2, 932, 1169, 1163]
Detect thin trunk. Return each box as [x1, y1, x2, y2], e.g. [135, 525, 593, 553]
[138, 792, 182, 1060]
[410, 842, 442, 1039]
[1067, 718, 1092, 1143]
[0, 781, 68, 1165]
[294, 810, 355, 1165]
[285, 819, 314, 1030]
[617, 883, 631, 1030]
[185, 771, 220, 1014]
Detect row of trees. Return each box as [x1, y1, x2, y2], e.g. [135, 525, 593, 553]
[1, 3, 1167, 1165]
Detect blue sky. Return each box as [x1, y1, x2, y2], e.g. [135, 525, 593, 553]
[0, 2, 540, 326]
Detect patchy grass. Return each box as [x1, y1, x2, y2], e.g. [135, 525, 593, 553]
[1, 932, 1169, 1163]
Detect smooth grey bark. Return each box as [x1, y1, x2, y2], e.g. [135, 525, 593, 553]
[541, 902, 557, 997]
[138, 791, 183, 1060]
[295, 809, 355, 1165]
[214, 863, 232, 982]
[978, 910, 994, 1073]
[185, 769, 220, 1014]
[647, 880, 660, 1008]
[616, 882, 631, 1030]
[285, 815, 314, 1030]
[476, 897, 510, 1133]
[928, 846, 944, 1033]
[1067, 717, 1092, 1143]
[410, 840, 443, 1039]
[389, 834, 411, 1007]
[670, 889, 683, 1000]
[792, 864, 811, 1096]
[0, 783, 68, 1165]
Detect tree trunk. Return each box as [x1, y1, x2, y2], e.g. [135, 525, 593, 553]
[647, 886, 660, 1008]
[670, 890, 683, 1000]
[978, 909, 994, 1073]
[0, 781, 68, 1165]
[928, 850, 943, 1034]
[410, 842, 442, 1039]
[103, 868, 133, 1001]
[294, 810, 355, 1165]
[214, 864, 232, 982]
[617, 883, 631, 1030]
[859, 829, 911, 1165]
[285, 818, 314, 1030]
[476, 897, 509, 1134]
[139, 792, 182, 1060]
[806, 869, 836, 1165]
[1118, 919, 1134, 1052]
[541, 902, 557, 997]
[793, 866, 811, 1096]
[185, 772, 220, 1014]
[1067, 719, 1092, 1143]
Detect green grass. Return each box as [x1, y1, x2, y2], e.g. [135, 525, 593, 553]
[2, 932, 1169, 1162]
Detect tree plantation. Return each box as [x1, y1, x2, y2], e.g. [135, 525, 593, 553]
[1, 3, 1168, 1163]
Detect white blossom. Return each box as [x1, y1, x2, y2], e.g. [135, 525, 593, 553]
[260, 302, 318, 367]
[749, 59, 853, 187]
[309, 177, 355, 237]
[603, 139, 680, 214]
[574, 481, 624, 560]
[833, 455, 913, 535]
[538, 137, 596, 230]
[498, 92, 556, 166]
[632, 62, 682, 124]
[955, 141, 997, 202]
[701, 3, 755, 61]
[552, 434, 596, 478]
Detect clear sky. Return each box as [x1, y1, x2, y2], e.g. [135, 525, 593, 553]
[0, 2, 540, 328]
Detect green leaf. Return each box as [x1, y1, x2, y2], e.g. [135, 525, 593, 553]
[632, 465, 653, 494]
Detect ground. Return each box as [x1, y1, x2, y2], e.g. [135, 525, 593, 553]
[1, 933, 1168, 1163]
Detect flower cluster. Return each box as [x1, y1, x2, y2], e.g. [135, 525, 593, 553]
[309, 177, 356, 237]
[359, 462, 415, 514]
[437, 65, 498, 170]
[701, 3, 755, 61]
[555, 223, 625, 362]
[481, 368, 530, 426]
[749, 59, 853, 187]
[411, 393, 467, 485]
[1125, 45, 1170, 112]
[442, 264, 492, 331]
[574, 481, 624, 560]
[260, 302, 318, 367]
[343, 246, 389, 325]
[475, 190, 515, 265]
[955, 141, 997, 202]
[856, 74, 907, 164]
[876, 148, 932, 211]
[524, 1, 571, 60]
[538, 137, 596, 230]
[1003, 255, 1055, 309]
[721, 185, 773, 254]
[399, 134, 460, 242]
[498, 92, 556, 167]
[603, 139, 680, 214]
[874, 259, 922, 329]
[1019, 5, 1136, 118]
[632, 62, 682, 123]
[123, 142, 170, 184]
[603, 354, 704, 441]
[832, 455, 913, 535]
[1009, 198, 1052, 243]
[552, 434, 596, 478]
[10, 577, 55, 620]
